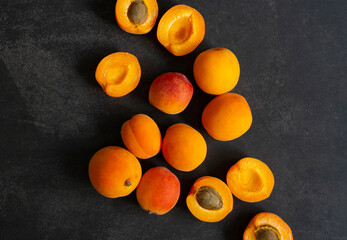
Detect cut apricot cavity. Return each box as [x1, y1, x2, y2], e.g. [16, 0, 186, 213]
[95, 52, 141, 97]
[244, 212, 293, 240]
[186, 176, 233, 222]
[136, 167, 180, 215]
[121, 114, 161, 159]
[116, 0, 158, 34]
[226, 157, 274, 202]
[88, 146, 142, 198]
[157, 5, 205, 56]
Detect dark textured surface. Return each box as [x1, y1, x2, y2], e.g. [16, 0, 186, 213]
[0, 0, 346, 239]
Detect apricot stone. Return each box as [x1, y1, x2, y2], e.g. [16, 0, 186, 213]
[121, 114, 161, 159]
[88, 146, 142, 198]
[202, 93, 252, 141]
[149, 72, 193, 114]
[136, 167, 180, 215]
[162, 123, 207, 172]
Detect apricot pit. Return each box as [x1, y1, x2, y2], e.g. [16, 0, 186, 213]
[196, 186, 223, 210]
[127, 0, 148, 24]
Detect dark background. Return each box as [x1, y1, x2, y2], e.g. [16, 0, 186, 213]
[1, 0, 346, 239]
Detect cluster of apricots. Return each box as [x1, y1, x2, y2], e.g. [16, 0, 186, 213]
[89, 1, 293, 239]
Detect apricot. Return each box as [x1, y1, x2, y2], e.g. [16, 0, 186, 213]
[186, 176, 233, 222]
[149, 72, 193, 114]
[226, 157, 274, 202]
[116, 0, 158, 34]
[121, 114, 161, 159]
[157, 5, 205, 56]
[88, 146, 142, 198]
[193, 48, 240, 95]
[162, 123, 207, 172]
[95, 52, 141, 97]
[244, 212, 293, 240]
[136, 167, 180, 215]
[202, 93, 252, 141]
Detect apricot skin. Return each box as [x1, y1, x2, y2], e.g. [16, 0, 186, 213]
[202, 93, 252, 141]
[149, 72, 193, 114]
[88, 146, 142, 198]
[121, 114, 161, 159]
[157, 4, 205, 56]
[136, 167, 180, 215]
[194, 48, 240, 95]
[244, 212, 293, 240]
[162, 123, 207, 172]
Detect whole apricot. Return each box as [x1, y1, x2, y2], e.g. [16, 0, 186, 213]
[136, 167, 180, 215]
[149, 72, 193, 114]
[202, 93, 252, 141]
[162, 123, 207, 172]
[194, 48, 240, 95]
[121, 114, 161, 159]
[88, 146, 142, 198]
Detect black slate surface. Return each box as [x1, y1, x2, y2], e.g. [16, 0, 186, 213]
[1, 0, 346, 239]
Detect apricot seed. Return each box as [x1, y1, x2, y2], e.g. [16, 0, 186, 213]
[196, 186, 223, 210]
[255, 226, 279, 240]
[128, 0, 148, 24]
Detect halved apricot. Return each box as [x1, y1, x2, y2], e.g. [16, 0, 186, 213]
[95, 52, 141, 97]
[157, 5, 205, 56]
[186, 176, 233, 222]
[244, 212, 293, 240]
[226, 157, 274, 203]
[116, 0, 158, 34]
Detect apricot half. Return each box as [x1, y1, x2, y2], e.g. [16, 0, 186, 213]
[157, 5, 205, 56]
[136, 167, 180, 215]
[121, 114, 161, 159]
[194, 48, 240, 95]
[95, 52, 141, 97]
[202, 93, 252, 141]
[186, 176, 233, 222]
[162, 123, 207, 172]
[226, 157, 274, 202]
[244, 212, 293, 240]
[116, 0, 158, 34]
[88, 146, 142, 198]
[149, 72, 193, 114]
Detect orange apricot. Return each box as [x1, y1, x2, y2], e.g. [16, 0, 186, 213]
[88, 146, 142, 198]
[157, 5, 205, 56]
[202, 93, 252, 141]
[116, 0, 158, 34]
[186, 176, 233, 222]
[95, 52, 141, 97]
[162, 123, 207, 172]
[244, 212, 293, 240]
[194, 48, 240, 95]
[136, 167, 180, 215]
[226, 157, 274, 202]
[149, 72, 193, 114]
[121, 114, 161, 159]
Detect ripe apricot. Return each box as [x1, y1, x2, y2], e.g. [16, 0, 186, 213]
[88, 146, 142, 198]
[226, 157, 274, 202]
[244, 212, 293, 240]
[194, 48, 240, 95]
[95, 52, 141, 97]
[186, 176, 233, 222]
[202, 93, 252, 141]
[157, 5, 205, 56]
[116, 0, 158, 34]
[136, 167, 180, 215]
[162, 123, 207, 172]
[149, 72, 193, 114]
[121, 114, 161, 159]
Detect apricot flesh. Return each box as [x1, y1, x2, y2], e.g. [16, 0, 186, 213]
[121, 114, 161, 159]
[202, 93, 252, 141]
[136, 167, 180, 215]
[88, 146, 142, 198]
